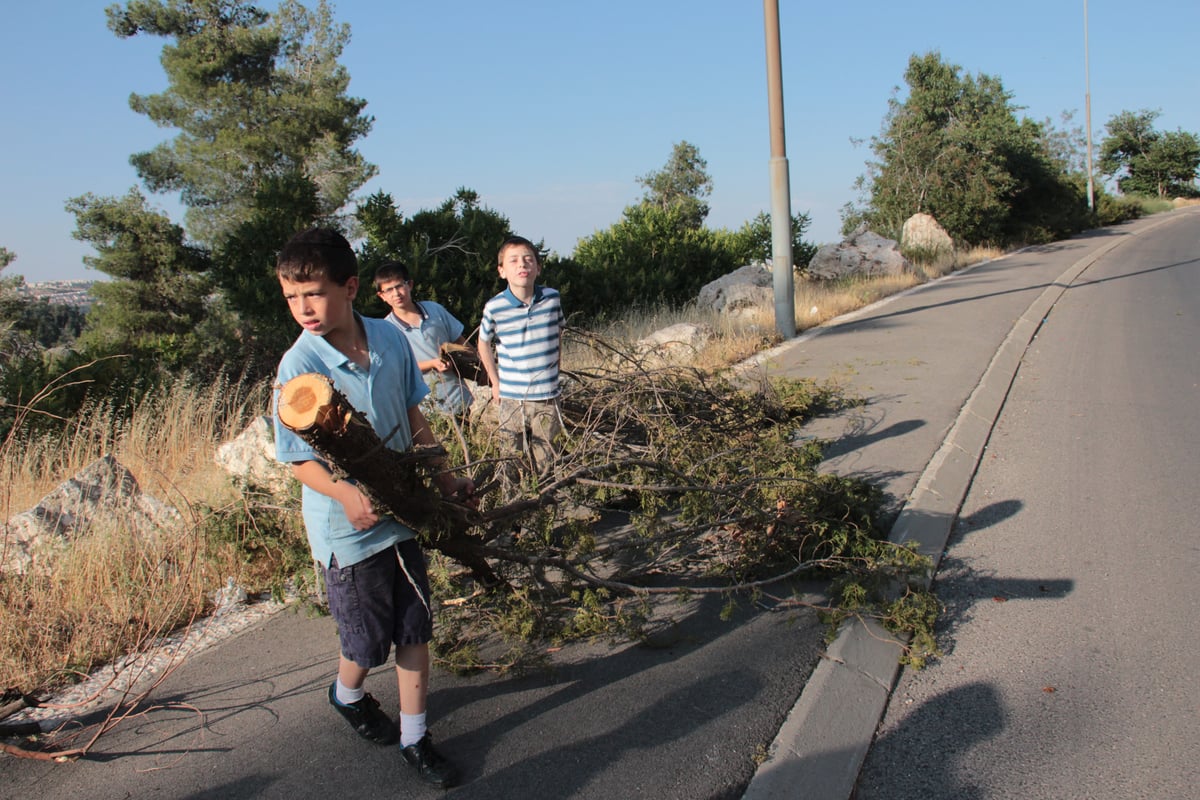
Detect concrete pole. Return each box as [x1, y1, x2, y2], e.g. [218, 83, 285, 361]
[1084, 0, 1095, 211]
[763, 0, 796, 338]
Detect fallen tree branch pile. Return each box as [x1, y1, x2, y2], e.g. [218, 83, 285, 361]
[280, 330, 935, 671]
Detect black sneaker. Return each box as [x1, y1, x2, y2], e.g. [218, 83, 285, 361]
[399, 734, 459, 788]
[327, 682, 399, 745]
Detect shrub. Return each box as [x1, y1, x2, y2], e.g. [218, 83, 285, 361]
[562, 204, 739, 322]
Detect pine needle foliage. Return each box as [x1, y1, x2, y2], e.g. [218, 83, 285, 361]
[422, 330, 936, 671]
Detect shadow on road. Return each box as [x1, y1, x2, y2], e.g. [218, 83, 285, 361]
[818, 416, 927, 462]
[851, 682, 1006, 800]
[930, 502, 1075, 659]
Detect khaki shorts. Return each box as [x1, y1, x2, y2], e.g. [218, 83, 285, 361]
[496, 397, 563, 472]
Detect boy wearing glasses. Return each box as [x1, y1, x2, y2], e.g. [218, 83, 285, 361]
[374, 261, 474, 419]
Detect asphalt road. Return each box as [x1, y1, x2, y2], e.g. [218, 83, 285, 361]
[852, 212, 1200, 799]
[3, 210, 1196, 799]
[1, 588, 832, 799]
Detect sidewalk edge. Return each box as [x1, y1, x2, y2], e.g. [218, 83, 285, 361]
[739, 220, 1163, 800]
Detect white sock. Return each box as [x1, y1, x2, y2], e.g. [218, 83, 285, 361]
[335, 679, 365, 706]
[399, 711, 427, 747]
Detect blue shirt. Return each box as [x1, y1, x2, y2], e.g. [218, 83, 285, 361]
[479, 286, 564, 401]
[274, 314, 429, 568]
[384, 301, 473, 416]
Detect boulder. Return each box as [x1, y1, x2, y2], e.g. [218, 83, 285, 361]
[635, 322, 716, 367]
[807, 225, 913, 281]
[697, 262, 773, 315]
[210, 575, 250, 616]
[2, 455, 180, 575]
[901, 213, 954, 254]
[214, 416, 293, 494]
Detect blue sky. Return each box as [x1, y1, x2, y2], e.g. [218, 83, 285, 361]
[2, 1, 1198, 283]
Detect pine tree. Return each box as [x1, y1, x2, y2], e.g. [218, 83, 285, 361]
[68, 189, 217, 372]
[68, 0, 377, 372]
[637, 141, 713, 230]
[107, 0, 375, 244]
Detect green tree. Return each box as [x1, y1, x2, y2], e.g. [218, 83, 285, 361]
[850, 52, 1086, 246]
[0, 248, 30, 364]
[210, 170, 325, 367]
[567, 203, 738, 318]
[20, 300, 87, 349]
[566, 141, 785, 319]
[637, 141, 713, 230]
[729, 211, 818, 269]
[355, 188, 517, 332]
[67, 189, 218, 373]
[107, 0, 374, 245]
[68, 0, 377, 376]
[1099, 110, 1200, 198]
[0, 250, 97, 439]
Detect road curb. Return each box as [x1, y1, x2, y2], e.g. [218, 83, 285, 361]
[740, 216, 1182, 800]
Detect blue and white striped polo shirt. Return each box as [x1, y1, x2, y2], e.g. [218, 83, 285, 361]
[479, 285, 564, 401]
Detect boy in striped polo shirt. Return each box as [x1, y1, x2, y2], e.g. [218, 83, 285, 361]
[477, 235, 565, 474]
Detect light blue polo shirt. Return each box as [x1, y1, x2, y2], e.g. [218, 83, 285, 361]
[384, 301, 473, 415]
[274, 313, 429, 568]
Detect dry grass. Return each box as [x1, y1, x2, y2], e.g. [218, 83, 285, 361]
[0, 518, 222, 692]
[0, 375, 289, 693]
[564, 245, 1006, 373]
[3, 374, 269, 515]
[565, 304, 779, 373]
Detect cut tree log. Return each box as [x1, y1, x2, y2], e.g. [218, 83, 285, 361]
[277, 373, 499, 585]
[440, 341, 489, 386]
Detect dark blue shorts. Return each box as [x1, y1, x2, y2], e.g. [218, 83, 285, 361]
[325, 539, 433, 669]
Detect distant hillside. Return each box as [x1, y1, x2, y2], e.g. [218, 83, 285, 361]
[16, 280, 96, 309]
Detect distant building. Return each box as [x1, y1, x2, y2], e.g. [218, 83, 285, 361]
[16, 280, 96, 310]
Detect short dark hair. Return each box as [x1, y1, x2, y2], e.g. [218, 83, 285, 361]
[496, 235, 541, 266]
[373, 260, 412, 288]
[276, 228, 357, 285]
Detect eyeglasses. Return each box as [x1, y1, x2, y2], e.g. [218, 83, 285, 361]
[377, 282, 410, 296]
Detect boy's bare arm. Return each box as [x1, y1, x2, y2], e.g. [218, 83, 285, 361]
[423, 335, 471, 375]
[476, 338, 501, 401]
[418, 356, 451, 374]
[291, 460, 378, 530]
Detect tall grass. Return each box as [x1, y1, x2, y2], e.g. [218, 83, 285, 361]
[0, 374, 308, 694]
[3, 374, 271, 515]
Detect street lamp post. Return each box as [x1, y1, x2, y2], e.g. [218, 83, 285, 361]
[763, 0, 796, 338]
[1085, 0, 1095, 211]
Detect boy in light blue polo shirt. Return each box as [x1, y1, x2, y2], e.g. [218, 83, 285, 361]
[373, 260, 474, 420]
[273, 228, 471, 788]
